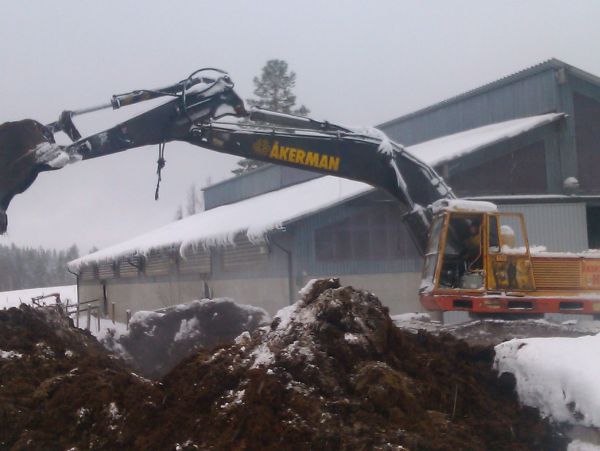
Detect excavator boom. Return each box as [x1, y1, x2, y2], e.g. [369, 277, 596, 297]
[0, 69, 454, 253]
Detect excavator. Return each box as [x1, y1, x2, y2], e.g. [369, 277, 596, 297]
[1, 68, 600, 316]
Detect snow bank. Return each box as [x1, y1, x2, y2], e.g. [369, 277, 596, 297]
[0, 285, 77, 309]
[495, 333, 600, 428]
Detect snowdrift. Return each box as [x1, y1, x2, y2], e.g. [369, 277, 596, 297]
[495, 333, 600, 429]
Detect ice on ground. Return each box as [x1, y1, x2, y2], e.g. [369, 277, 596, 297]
[495, 333, 600, 428]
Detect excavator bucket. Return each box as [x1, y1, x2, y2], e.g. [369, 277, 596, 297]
[0, 119, 52, 234]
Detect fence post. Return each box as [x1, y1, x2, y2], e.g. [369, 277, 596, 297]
[86, 307, 91, 330]
[111, 302, 116, 324]
[96, 307, 101, 332]
[126, 309, 131, 329]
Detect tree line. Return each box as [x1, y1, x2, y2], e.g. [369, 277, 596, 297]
[0, 244, 79, 292]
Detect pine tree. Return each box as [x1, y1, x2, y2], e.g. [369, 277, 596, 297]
[233, 59, 310, 176]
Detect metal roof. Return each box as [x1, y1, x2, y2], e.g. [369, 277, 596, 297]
[377, 58, 599, 130]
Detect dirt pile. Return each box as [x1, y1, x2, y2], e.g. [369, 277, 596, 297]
[0, 281, 568, 450]
[0, 304, 162, 450]
[103, 299, 269, 378]
[139, 279, 566, 450]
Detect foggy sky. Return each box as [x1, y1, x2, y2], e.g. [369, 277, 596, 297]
[1, 0, 600, 253]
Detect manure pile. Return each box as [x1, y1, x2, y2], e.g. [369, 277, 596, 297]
[0, 280, 566, 450]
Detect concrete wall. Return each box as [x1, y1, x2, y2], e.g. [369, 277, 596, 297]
[79, 269, 425, 324]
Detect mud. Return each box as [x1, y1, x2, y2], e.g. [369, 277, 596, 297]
[0, 281, 568, 450]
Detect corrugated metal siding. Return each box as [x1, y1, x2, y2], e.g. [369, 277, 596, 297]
[381, 70, 558, 146]
[97, 262, 115, 280]
[179, 251, 211, 275]
[118, 258, 141, 279]
[222, 236, 270, 272]
[80, 265, 97, 281]
[293, 195, 422, 276]
[145, 253, 175, 277]
[497, 203, 588, 252]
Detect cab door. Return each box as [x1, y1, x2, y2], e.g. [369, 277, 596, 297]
[485, 213, 535, 291]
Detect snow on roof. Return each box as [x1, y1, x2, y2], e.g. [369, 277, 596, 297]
[70, 113, 563, 269]
[69, 176, 371, 270]
[408, 113, 564, 167]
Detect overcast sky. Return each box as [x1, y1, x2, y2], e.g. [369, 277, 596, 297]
[1, 0, 600, 253]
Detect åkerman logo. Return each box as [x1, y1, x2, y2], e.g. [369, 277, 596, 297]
[252, 139, 271, 157]
[250, 139, 341, 172]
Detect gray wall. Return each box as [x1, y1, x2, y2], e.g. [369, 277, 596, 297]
[497, 202, 588, 252]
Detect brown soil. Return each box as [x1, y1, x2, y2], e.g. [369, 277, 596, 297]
[0, 280, 568, 450]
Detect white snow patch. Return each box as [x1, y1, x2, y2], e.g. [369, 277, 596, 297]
[495, 333, 600, 428]
[344, 333, 362, 344]
[250, 343, 275, 368]
[0, 285, 77, 309]
[432, 198, 497, 213]
[174, 317, 201, 342]
[568, 440, 600, 451]
[298, 279, 319, 298]
[108, 402, 121, 421]
[391, 312, 431, 323]
[34, 142, 80, 168]
[0, 349, 23, 359]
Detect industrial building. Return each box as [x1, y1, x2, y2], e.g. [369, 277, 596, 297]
[69, 59, 600, 321]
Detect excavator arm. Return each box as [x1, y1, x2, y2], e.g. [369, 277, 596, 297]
[0, 69, 453, 253]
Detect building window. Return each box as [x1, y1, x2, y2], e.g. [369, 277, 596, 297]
[314, 205, 411, 261]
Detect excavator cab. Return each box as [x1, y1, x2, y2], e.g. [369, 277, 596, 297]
[420, 203, 536, 312]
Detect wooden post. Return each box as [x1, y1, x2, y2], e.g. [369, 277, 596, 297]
[126, 309, 131, 329]
[111, 302, 116, 324]
[96, 307, 101, 332]
[86, 307, 91, 330]
[76, 302, 80, 328]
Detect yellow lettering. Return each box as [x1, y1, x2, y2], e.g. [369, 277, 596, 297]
[280, 146, 289, 160]
[328, 156, 340, 172]
[269, 142, 280, 159]
[318, 154, 329, 169]
[296, 149, 306, 164]
[306, 151, 319, 167]
[289, 148, 297, 163]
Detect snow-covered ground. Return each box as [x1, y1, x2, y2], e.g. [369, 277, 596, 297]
[495, 333, 600, 428]
[0, 285, 77, 309]
[496, 334, 600, 450]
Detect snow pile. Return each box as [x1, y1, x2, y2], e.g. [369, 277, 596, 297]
[0, 284, 77, 309]
[103, 298, 270, 378]
[495, 333, 600, 428]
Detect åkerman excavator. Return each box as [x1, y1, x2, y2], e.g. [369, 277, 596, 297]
[1, 68, 600, 317]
